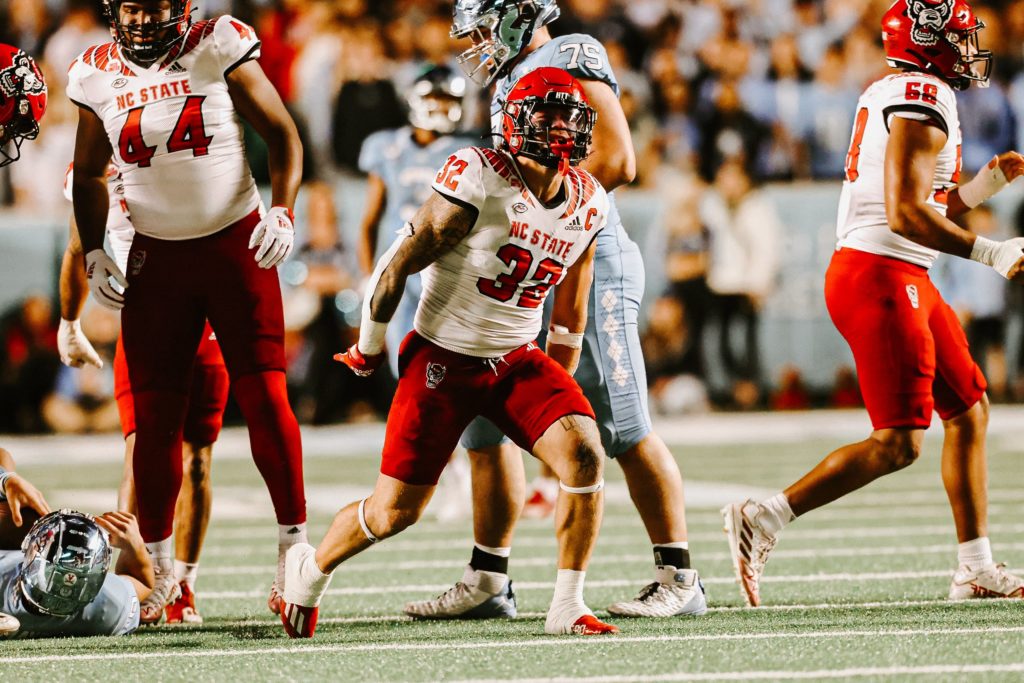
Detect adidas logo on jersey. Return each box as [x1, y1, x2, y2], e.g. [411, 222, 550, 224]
[165, 62, 187, 75]
[565, 215, 584, 231]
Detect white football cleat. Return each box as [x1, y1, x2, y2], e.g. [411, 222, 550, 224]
[949, 563, 1024, 600]
[607, 567, 707, 618]
[0, 611, 20, 637]
[140, 563, 181, 625]
[404, 565, 517, 619]
[722, 499, 778, 607]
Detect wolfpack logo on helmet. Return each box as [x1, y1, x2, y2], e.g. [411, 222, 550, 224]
[908, 0, 954, 46]
[0, 52, 44, 98]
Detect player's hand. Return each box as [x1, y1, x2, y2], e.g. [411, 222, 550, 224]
[58, 318, 103, 369]
[95, 511, 144, 552]
[249, 206, 295, 269]
[2, 474, 51, 527]
[996, 151, 1024, 182]
[85, 249, 128, 310]
[334, 343, 385, 377]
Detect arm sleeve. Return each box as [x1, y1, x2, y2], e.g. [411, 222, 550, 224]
[880, 75, 955, 138]
[548, 35, 619, 95]
[213, 15, 262, 77]
[430, 147, 487, 214]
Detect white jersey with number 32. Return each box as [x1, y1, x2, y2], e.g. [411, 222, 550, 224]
[836, 71, 962, 269]
[417, 147, 609, 358]
[66, 15, 262, 240]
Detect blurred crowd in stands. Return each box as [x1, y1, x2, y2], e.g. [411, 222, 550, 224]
[4, 0, 1024, 431]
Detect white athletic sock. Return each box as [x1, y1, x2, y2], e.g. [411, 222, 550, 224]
[290, 547, 333, 607]
[146, 537, 174, 570]
[958, 537, 994, 570]
[758, 493, 796, 536]
[549, 569, 592, 616]
[174, 560, 200, 589]
[279, 523, 308, 547]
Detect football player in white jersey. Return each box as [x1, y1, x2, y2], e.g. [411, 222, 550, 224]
[69, 0, 308, 620]
[280, 68, 618, 638]
[723, 0, 1024, 607]
[57, 164, 229, 625]
[417, 0, 706, 622]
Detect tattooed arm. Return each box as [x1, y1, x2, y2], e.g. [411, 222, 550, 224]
[365, 192, 478, 325]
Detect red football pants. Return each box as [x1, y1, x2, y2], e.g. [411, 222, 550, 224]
[381, 332, 596, 486]
[122, 210, 306, 541]
[825, 248, 986, 430]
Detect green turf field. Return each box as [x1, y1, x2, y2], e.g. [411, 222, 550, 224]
[2, 410, 1023, 682]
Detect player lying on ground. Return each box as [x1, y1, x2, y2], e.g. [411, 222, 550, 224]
[58, 164, 229, 625]
[0, 43, 46, 167]
[70, 0, 307, 620]
[0, 447, 155, 639]
[405, 0, 706, 622]
[723, 0, 1024, 607]
[282, 67, 618, 638]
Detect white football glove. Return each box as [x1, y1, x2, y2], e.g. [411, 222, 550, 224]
[249, 206, 295, 269]
[85, 249, 129, 310]
[58, 318, 103, 368]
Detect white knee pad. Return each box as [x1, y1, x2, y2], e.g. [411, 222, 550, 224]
[559, 479, 605, 495]
[358, 498, 380, 543]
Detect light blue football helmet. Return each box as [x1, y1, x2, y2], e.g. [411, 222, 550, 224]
[16, 510, 111, 616]
[451, 0, 560, 85]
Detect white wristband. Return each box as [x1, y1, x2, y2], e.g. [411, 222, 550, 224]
[0, 471, 12, 502]
[548, 324, 584, 349]
[357, 320, 388, 356]
[957, 155, 1007, 209]
[970, 235, 1024, 279]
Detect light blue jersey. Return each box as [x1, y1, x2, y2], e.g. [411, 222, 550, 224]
[462, 33, 652, 456]
[0, 550, 139, 639]
[359, 127, 478, 375]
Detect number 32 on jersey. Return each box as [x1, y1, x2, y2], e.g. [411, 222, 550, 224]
[119, 96, 213, 168]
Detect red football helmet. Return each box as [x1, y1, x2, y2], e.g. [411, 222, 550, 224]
[102, 0, 194, 66]
[882, 0, 992, 90]
[0, 44, 47, 168]
[501, 67, 596, 173]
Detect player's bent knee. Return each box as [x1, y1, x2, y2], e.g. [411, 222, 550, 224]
[363, 498, 425, 540]
[564, 438, 605, 489]
[183, 448, 212, 485]
[872, 434, 921, 472]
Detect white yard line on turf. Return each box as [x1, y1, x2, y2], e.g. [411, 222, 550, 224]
[3, 626, 1024, 664]
[197, 541, 1024, 575]
[197, 568, 1018, 600]
[447, 663, 1024, 683]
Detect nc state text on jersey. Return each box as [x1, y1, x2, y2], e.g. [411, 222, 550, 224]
[509, 221, 579, 260]
[116, 79, 192, 111]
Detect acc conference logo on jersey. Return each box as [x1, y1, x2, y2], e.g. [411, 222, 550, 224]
[907, 0, 954, 46]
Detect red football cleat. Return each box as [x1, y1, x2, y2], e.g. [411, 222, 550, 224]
[280, 601, 319, 639]
[570, 615, 619, 635]
[165, 582, 203, 625]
